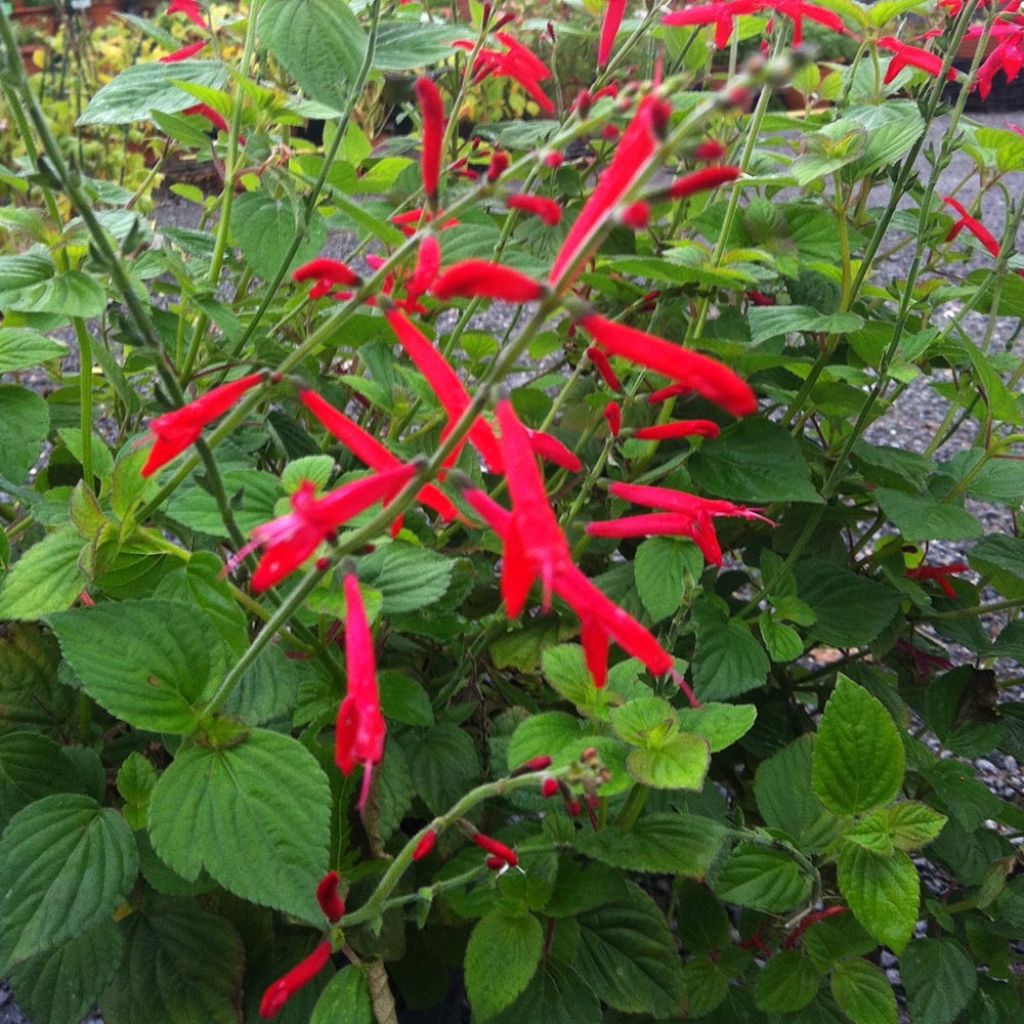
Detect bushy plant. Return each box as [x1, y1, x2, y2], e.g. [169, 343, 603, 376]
[1, 0, 1023, 1022]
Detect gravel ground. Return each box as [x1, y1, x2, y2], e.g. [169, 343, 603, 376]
[3, 109, 1024, 1024]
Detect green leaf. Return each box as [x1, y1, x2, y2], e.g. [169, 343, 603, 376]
[99, 896, 244, 1024]
[692, 607, 770, 700]
[844, 811, 893, 855]
[794, 559, 901, 647]
[8, 920, 123, 1024]
[813, 675, 905, 816]
[232, 191, 327, 282]
[542, 644, 605, 709]
[490, 959, 600, 1024]
[116, 752, 158, 831]
[0, 328, 67, 372]
[507, 712, 587, 771]
[831, 959, 897, 1024]
[148, 729, 331, 921]
[970, 534, 1024, 580]
[0, 384, 49, 486]
[577, 814, 725, 878]
[715, 843, 813, 913]
[465, 911, 543, 1020]
[0, 794, 137, 967]
[803, 911, 878, 972]
[165, 469, 280, 537]
[372, 23, 474, 71]
[1, 272, 105, 318]
[0, 531, 86, 621]
[747, 305, 864, 344]
[78, 61, 230, 125]
[47, 600, 228, 734]
[900, 938, 977, 1024]
[634, 537, 701, 621]
[887, 802, 947, 852]
[0, 733, 85, 828]
[574, 885, 687, 1018]
[754, 949, 821, 1012]
[759, 614, 806, 662]
[627, 733, 710, 790]
[0, 624, 73, 733]
[311, 964, 374, 1024]
[610, 696, 677, 747]
[358, 543, 454, 615]
[688, 419, 821, 503]
[282, 454, 335, 494]
[378, 672, 433, 726]
[675, 702, 757, 752]
[837, 843, 918, 952]
[258, 0, 367, 111]
[875, 488, 983, 543]
[402, 722, 480, 815]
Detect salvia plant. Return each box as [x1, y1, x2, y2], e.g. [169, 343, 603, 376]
[1, 0, 1023, 1020]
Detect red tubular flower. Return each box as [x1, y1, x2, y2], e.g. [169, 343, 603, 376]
[141, 373, 263, 477]
[586, 346, 623, 392]
[485, 855, 506, 870]
[414, 77, 445, 202]
[579, 314, 757, 417]
[472, 832, 519, 867]
[391, 208, 460, 237]
[168, 0, 206, 29]
[160, 40, 207, 62]
[300, 391, 458, 522]
[878, 37, 956, 84]
[746, 290, 776, 306]
[766, 0, 846, 46]
[461, 35, 555, 114]
[527, 430, 583, 473]
[519, 755, 553, 771]
[385, 310, 504, 473]
[487, 150, 510, 182]
[662, 0, 762, 49]
[633, 419, 720, 441]
[905, 562, 969, 599]
[293, 258, 361, 287]
[974, 32, 1024, 100]
[647, 382, 689, 404]
[431, 261, 546, 302]
[550, 96, 670, 285]
[412, 829, 437, 861]
[668, 165, 741, 200]
[694, 139, 727, 161]
[599, 0, 628, 67]
[604, 401, 622, 436]
[541, 777, 560, 797]
[259, 942, 332, 1018]
[184, 104, 230, 135]
[336, 572, 386, 810]
[315, 871, 345, 923]
[507, 194, 563, 226]
[407, 235, 442, 300]
[608, 481, 775, 523]
[238, 465, 417, 591]
[943, 196, 1000, 257]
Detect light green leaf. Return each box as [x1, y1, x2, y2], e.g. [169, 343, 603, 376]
[147, 730, 331, 921]
[0, 329, 67, 372]
[0, 384, 49, 486]
[610, 697, 677, 747]
[715, 843, 813, 913]
[78, 61, 229, 125]
[258, 0, 367, 111]
[759, 615, 805, 662]
[676, 702, 757, 752]
[311, 964, 374, 1024]
[282, 454, 335, 494]
[689, 419, 821, 503]
[465, 911, 543, 1020]
[837, 843, 918, 952]
[232, 191, 327, 282]
[358, 543, 454, 615]
[754, 949, 821, 1012]
[900, 938, 977, 1024]
[627, 733, 710, 790]
[507, 712, 587, 772]
[0, 794, 137, 967]
[634, 537, 701, 621]
[575, 885, 686, 1018]
[8, 920, 123, 1024]
[1, 272, 105, 318]
[47, 600, 228, 734]
[844, 811, 893, 855]
[747, 305, 864, 345]
[165, 469, 280, 538]
[831, 959, 897, 1024]
[0, 531, 87, 622]
[875, 488, 982, 543]
[99, 896, 244, 1024]
[887, 802, 947, 852]
[542, 644, 605, 709]
[576, 814, 725, 878]
[813, 675, 905, 816]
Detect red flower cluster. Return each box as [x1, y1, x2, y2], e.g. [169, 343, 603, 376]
[969, 22, 1024, 100]
[587, 482, 774, 566]
[878, 37, 957, 84]
[335, 572, 386, 810]
[453, 33, 555, 114]
[293, 258, 362, 300]
[663, 0, 845, 48]
[905, 561, 969, 598]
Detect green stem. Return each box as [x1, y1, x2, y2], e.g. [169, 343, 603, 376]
[613, 784, 648, 830]
[73, 319, 93, 487]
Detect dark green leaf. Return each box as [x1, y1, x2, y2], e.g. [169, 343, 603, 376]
[754, 949, 821, 1012]
[831, 958, 897, 1024]
[0, 385, 49, 486]
[634, 537, 701, 621]
[402, 722, 480, 815]
[311, 964, 374, 1024]
[0, 733, 85, 828]
[901, 938, 977, 1024]
[794, 559, 901, 647]
[576, 814, 725, 878]
[465, 911, 543, 1020]
[232, 191, 326, 282]
[715, 843, 813, 913]
[692, 608, 770, 700]
[875, 488, 982, 543]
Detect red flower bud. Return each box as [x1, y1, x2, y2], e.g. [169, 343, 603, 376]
[520, 755, 553, 771]
[487, 151, 510, 182]
[601, 123, 620, 142]
[432, 261, 545, 302]
[541, 778, 560, 797]
[573, 89, 593, 116]
[568, 799, 581, 817]
[485, 855, 506, 870]
[472, 832, 519, 867]
[543, 151, 564, 169]
[604, 401, 622, 437]
[581, 747, 598, 761]
[694, 139, 727, 161]
[412, 829, 438, 861]
[668, 165, 741, 200]
[315, 871, 345, 923]
[507, 194, 562, 226]
[586, 346, 623, 392]
[293, 258, 361, 287]
[620, 201, 650, 230]
[414, 77, 445, 201]
[259, 942, 332, 1018]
